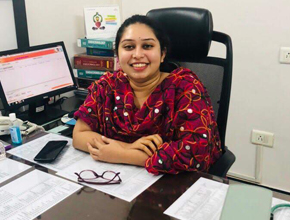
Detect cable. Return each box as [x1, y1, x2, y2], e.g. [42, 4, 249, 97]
[271, 203, 290, 219]
[20, 121, 45, 136]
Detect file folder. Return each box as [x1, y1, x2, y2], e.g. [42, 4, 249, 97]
[220, 184, 272, 220]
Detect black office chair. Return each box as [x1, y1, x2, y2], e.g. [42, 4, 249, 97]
[147, 7, 235, 178]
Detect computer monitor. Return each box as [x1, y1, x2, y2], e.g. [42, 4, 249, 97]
[0, 41, 77, 125]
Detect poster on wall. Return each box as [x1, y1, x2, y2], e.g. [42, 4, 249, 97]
[84, 5, 121, 39]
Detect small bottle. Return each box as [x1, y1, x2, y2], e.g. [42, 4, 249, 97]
[0, 142, 5, 160]
[9, 113, 22, 145]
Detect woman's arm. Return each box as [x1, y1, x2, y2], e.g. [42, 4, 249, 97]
[88, 136, 149, 166]
[145, 71, 222, 175]
[72, 119, 103, 152]
[73, 119, 160, 166]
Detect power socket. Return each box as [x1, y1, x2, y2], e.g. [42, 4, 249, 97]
[279, 47, 290, 64]
[251, 130, 274, 148]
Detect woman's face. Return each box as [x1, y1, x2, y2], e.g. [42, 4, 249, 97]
[118, 23, 166, 83]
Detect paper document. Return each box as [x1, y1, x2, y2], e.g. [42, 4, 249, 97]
[272, 198, 290, 220]
[8, 133, 162, 202]
[164, 177, 229, 220]
[8, 133, 89, 172]
[165, 177, 290, 220]
[57, 156, 162, 202]
[0, 169, 82, 220]
[0, 158, 31, 184]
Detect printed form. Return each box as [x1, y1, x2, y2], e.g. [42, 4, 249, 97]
[8, 133, 89, 172]
[57, 156, 162, 202]
[8, 133, 162, 202]
[0, 169, 82, 220]
[165, 177, 290, 220]
[164, 177, 229, 220]
[0, 158, 31, 184]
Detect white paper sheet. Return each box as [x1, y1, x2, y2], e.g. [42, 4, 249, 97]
[272, 198, 290, 220]
[8, 133, 89, 172]
[57, 156, 162, 202]
[0, 169, 82, 220]
[165, 177, 290, 220]
[8, 133, 162, 202]
[164, 177, 229, 220]
[0, 158, 31, 184]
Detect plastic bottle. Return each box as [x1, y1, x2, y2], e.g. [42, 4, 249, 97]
[9, 113, 22, 145]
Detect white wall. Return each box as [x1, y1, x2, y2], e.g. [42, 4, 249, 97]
[121, 0, 290, 192]
[1, 0, 289, 192]
[25, 0, 121, 61]
[25, 0, 121, 97]
[0, 0, 17, 51]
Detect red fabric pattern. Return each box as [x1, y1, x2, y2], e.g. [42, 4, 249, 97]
[74, 67, 222, 175]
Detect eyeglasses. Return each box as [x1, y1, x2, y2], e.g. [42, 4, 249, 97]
[74, 170, 122, 185]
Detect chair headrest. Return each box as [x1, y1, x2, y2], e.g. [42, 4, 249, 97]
[147, 8, 213, 62]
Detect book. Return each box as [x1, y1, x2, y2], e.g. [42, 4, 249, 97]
[86, 48, 115, 57]
[74, 53, 119, 71]
[77, 37, 115, 50]
[220, 185, 272, 220]
[74, 89, 89, 100]
[76, 77, 96, 89]
[84, 6, 121, 39]
[73, 69, 105, 79]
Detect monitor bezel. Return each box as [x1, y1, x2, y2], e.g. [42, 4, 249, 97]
[0, 41, 78, 110]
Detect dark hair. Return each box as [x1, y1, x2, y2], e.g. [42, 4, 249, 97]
[115, 15, 170, 58]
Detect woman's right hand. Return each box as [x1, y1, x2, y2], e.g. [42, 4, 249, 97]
[125, 134, 163, 156]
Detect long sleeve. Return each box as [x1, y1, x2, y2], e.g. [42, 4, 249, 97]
[145, 69, 222, 174]
[74, 72, 114, 133]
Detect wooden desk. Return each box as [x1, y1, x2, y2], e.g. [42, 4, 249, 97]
[4, 129, 228, 220]
[5, 151, 228, 220]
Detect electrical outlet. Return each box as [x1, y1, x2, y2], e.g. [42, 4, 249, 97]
[279, 47, 290, 64]
[251, 130, 274, 148]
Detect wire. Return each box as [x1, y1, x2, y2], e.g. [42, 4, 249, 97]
[271, 203, 290, 216]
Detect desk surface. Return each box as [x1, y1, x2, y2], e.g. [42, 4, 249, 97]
[2, 96, 229, 220]
[3, 131, 228, 220]
[5, 156, 228, 220]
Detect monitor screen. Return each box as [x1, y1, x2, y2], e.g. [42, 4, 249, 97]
[0, 42, 77, 109]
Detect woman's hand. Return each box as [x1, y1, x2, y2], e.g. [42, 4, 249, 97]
[125, 134, 163, 156]
[87, 136, 125, 163]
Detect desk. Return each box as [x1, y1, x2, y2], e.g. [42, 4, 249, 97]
[0, 96, 83, 144]
[3, 131, 228, 220]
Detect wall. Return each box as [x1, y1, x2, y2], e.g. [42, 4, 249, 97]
[0, 0, 17, 51]
[121, 0, 290, 192]
[1, 0, 289, 192]
[24, 0, 121, 97]
[25, 0, 121, 61]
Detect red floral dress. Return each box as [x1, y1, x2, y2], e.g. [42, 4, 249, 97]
[74, 67, 222, 175]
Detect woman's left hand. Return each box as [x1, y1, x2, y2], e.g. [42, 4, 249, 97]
[87, 136, 125, 163]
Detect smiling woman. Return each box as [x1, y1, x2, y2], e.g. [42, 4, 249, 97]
[72, 15, 222, 175]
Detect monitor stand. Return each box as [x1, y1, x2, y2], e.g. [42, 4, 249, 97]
[18, 101, 68, 125]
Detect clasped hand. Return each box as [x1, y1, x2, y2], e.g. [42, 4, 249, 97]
[87, 134, 163, 163]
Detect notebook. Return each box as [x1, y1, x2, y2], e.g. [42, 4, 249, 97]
[220, 184, 272, 220]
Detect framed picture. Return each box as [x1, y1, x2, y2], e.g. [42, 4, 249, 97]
[84, 5, 121, 39]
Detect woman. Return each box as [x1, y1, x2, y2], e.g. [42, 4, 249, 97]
[73, 15, 222, 175]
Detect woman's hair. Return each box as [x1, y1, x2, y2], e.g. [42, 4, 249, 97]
[115, 15, 170, 57]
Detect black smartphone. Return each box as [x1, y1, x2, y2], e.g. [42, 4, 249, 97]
[34, 140, 68, 163]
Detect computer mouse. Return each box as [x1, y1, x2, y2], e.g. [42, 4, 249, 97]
[68, 110, 77, 118]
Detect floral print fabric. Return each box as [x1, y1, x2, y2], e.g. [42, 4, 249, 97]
[74, 67, 222, 175]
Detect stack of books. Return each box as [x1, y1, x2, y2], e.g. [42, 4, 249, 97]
[74, 37, 120, 90]
[73, 5, 121, 98]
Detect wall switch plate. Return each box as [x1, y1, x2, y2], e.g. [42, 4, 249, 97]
[279, 47, 290, 64]
[251, 130, 274, 147]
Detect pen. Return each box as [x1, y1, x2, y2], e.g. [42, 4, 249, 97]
[4, 145, 12, 151]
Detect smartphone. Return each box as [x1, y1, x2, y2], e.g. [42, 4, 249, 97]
[34, 140, 68, 163]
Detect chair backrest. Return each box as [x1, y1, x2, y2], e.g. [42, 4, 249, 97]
[147, 8, 233, 150]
